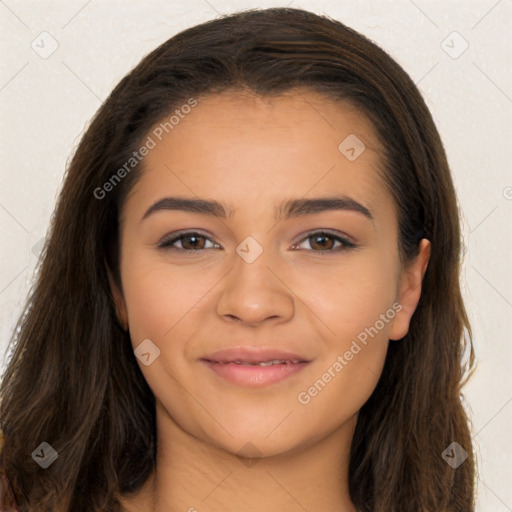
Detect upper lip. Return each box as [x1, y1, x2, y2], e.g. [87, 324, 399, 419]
[201, 346, 311, 364]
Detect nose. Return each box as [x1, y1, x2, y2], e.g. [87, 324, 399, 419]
[215, 243, 295, 327]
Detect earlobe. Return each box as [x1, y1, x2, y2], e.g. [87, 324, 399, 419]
[106, 265, 128, 330]
[389, 239, 431, 341]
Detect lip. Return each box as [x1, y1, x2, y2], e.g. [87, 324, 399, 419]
[202, 346, 310, 364]
[200, 346, 311, 387]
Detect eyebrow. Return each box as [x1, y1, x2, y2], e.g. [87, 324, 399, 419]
[140, 195, 373, 223]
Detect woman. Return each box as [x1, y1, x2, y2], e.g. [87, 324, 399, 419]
[0, 7, 476, 511]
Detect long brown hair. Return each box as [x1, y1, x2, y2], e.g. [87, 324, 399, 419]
[0, 7, 476, 511]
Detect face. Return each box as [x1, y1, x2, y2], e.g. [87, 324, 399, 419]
[111, 89, 429, 458]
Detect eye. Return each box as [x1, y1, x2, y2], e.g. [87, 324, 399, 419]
[157, 230, 356, 254]
[292, 231, 356, 253]
[157, 231, 221, 252]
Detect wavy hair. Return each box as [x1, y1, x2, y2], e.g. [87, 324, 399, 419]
[0, 7, 476, 511]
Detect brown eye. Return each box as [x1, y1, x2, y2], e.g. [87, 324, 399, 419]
[179, 234, 207, 250]
[158, 232, 220, 251]
[309, 233, 335, 251]
[293, 231, 356, 253]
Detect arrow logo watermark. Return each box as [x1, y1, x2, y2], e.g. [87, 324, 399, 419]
[31, 442, 58, 469]
[134, 339, 161, 366]
[338, 134, 366, 161]
[440, 31, 469, 59]
[236, 236, 263, 264]
[441, 441, 468, 468]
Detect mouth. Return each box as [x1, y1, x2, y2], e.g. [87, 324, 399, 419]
[207, 359, 305, 366]
[200, 347, 311, 387]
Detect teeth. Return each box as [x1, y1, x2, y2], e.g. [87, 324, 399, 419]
[257, 359, 284, 366]
[224, 359, 299, 366]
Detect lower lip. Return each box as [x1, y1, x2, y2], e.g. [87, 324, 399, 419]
[201, 360, 309, 387]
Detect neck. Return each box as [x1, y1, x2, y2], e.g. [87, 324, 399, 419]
[126, 401, 358, 512]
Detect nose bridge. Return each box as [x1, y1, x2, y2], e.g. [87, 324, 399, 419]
[215, 234, 295, 325]
[234, 234, 274, 284]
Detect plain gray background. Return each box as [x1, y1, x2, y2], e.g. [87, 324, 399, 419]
[1, 1, 511, 510]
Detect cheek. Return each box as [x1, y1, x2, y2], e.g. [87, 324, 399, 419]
[301, 252, 399, 340]
[295, 274, 394, 430]
[295, 254, 397, 402]
[120, 256, 207, 345]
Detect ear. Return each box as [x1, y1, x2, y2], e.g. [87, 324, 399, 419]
[388, 239, 431, 341]
[107, 265, 128, 330]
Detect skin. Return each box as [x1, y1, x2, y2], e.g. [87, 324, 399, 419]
[112, 88, 430, 512]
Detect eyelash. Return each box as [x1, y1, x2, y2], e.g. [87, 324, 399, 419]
[157, 230, 356, 254]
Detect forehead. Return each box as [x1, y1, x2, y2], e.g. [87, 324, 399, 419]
[124, 89, 392, 223]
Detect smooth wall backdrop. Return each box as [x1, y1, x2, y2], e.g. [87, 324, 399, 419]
[1, 1, 511, 510]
